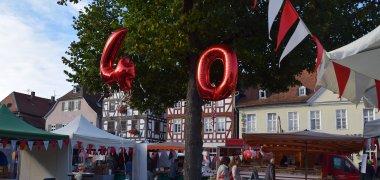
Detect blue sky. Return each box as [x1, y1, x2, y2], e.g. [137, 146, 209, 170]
[0, 0, 89, 99]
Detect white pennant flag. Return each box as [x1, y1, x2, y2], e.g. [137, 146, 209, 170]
[57, 140, 63, 149]
[174, 150, 178, 155]
[354, 72, 373, 104]
[268, 0, 284, 39]
[229, 156, 233, 161]
[210, 155, 214, 162]
[239, 155, 243, 161]
[11, 140, 17, 150]
[279, 19, 311, 63]
[43, 141, 49, 150]
[28, 141, 34, 151]
[158, 151, 162, 158]
[125, 148, 129, 155]
[149, 152, 154, 158]
[166, 150, 170, 157]
[95, 144, 99, 151]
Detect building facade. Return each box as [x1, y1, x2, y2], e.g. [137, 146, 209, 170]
[102, 91, 167, 142]
[45, 87, 102, 131]
[1, 91, 55, 129]
[166, 95, 236, 148]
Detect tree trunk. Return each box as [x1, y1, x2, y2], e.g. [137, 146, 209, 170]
[183, 56, 203, 180]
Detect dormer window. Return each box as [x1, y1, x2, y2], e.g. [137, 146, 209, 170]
[259, 90, 267, 99]
[299, 86, 306, 96]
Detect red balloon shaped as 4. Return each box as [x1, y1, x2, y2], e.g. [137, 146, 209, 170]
[196, 44, 238, 101]
[100, 29, 135, 91]
[243, 150, 253, 160]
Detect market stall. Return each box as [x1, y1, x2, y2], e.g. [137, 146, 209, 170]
[243, 130, 364, 179]
[0, 105, 69, 180]
[52, 115, 138, 180]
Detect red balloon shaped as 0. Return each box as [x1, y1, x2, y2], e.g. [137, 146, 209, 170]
[243, 150, 253, 159]
[100, 29, 135, 91]
[196, 44, 238, 101]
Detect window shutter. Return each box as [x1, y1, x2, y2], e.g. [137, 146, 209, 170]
[48, 124, 52, 131]
[78, 101, 81, 110]
[62, 102, 65, 111]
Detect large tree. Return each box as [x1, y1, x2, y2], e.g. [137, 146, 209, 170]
[59, 0, 379, 179]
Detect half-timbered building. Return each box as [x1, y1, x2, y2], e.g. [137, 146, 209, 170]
[166, 95, 236, 150]
[102, 91, 167, 142]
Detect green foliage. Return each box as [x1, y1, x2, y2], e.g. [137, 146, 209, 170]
[60, 0, 380, 114]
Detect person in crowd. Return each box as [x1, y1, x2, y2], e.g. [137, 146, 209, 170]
[125, 156, 133, 180]
[265, 157, 275, 180]
[169, 158, 179, 180]
[147, 155, 154, 180]
[364, 160, 375, 180]
[280, 155, 288, 167]
[217, 156, 230, 180]
[229, 156, 241, 180]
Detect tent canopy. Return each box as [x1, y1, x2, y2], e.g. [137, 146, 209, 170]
[52, 115, 135, 148]
[0, 105, 67, 140]
[243, 130, 364, 154]
[317, 25, 380, 107]
[364, 119, 380, 138]
[147, 142, 185, 150]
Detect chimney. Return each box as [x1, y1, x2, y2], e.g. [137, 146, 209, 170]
[30, 91, 35, 100]
[50, 96, 55, 103]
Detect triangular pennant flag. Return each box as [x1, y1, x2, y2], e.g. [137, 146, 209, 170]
[11, 140, 17, 150]
[28, 141, 34, 151]
[95, 144, 99, 151]
[35, 141, 43, 150]
[279, 19, 310, 63]
[354, 72, 373, 104]
[57, 140, 63, 150]
[332, 62, 351, 97]
[210, 155, 214, 162]
[312, 35, 324, 72]
[229, 156, 233, 161]
[63, 139, 70, 147]
[1, 139, 8, 149]
[214, 155, 219, 161]
[19, 140, 27, 150]
[375, 80, 380, 111]
[268, 0, 284, 39]
[251, 0, 258, 9]
[276, 0, 299, 51]
[166, 150, 170, 157]
[50, 140, 57, 149]
[174, 150, 178, 155]
[239, 155, 243, 161]
[161, 151, 165, 157]
[43, 141, 49, 150]
[158, 151, 162, 158]
[149, 152, 154, 158]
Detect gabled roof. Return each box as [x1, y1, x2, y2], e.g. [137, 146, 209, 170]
[238, 70, 319, 107]
[56, 87, 102, 115]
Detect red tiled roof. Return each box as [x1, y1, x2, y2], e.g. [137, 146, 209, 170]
[238, 70, 318, 107]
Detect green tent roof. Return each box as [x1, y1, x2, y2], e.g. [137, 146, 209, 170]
[0, 105, 68, 140]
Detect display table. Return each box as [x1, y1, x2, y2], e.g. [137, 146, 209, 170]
[68, 172, 95, 180]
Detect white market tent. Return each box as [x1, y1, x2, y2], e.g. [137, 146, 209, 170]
[52, 115, 147, 180]
[317, 25, 380, 107]
[52, 115, 135, 149]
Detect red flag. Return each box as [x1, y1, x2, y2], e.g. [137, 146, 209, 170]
[332, 62, 351, 98]
[375, 80, 380, 111]
[35, 141, 43, 150]
[19, 140, 27, 150]
[251, 0, 258, 9]
[63, 139, 70, 147]
[312, 35, 324, 72]
[1, 139, 9, 149]
[276, 0, 299, 51]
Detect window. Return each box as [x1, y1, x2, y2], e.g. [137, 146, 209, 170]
[216, 117, 225, 132]
[174, 101, 182, 109]
[363, 108, 375, 122]
[74, 100, 81, 110]
[107, 121, 115, 132]
[333, 157, 342, 170]
[68, 101, 74, 111]
[51, 124, 56, 131]
[336, 109, 347, 129]
[131, 120, 139, 129]
[288, 112, 299, 131]
[245, 114, 256, 132]
[205, 101, 212, 107]
[121, 121, 127, 132]
[299, 86, 306, 96]
[344, 160, 355, 173]
[109, 101, 116, 111]
[267, 113, 277, 132]
[310, 111, 321, 130]
[259, 90, 266, 99]
[127, 107, 133, 116]
[173, 119, 182, 133]
[204, 118, 213, 133]
[216, 100, 223, 107]
[154, 121, 160, 133]
[62, 102, 69, 111]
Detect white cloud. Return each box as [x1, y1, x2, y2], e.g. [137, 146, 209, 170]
[0, 0, 88, 99]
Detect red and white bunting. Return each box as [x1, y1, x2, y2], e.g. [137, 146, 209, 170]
[158, 151, 162, 158]
[353, 72, 373, 104]
[11, 140, 17, 150]
[268, 0, 284, 39]
[1, 139, 8, 149]
[43, 141, 49, 150]
[210, 155, 214, 162]
[276, 0, 299, 51]
[19, 140, 27, 150]
[35, 141, 43, 150]
[312, 35, 324, 72]
[50, 140, 57, 149]
[57, 140, 63, 150]
[28, 141, 34, 151]
[279, 19, 310, 63]
[239, 155, 243, 161]
[149, 152, 154, 158]
[166, 150, 170, 157]
[332, 62, 351, 98]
